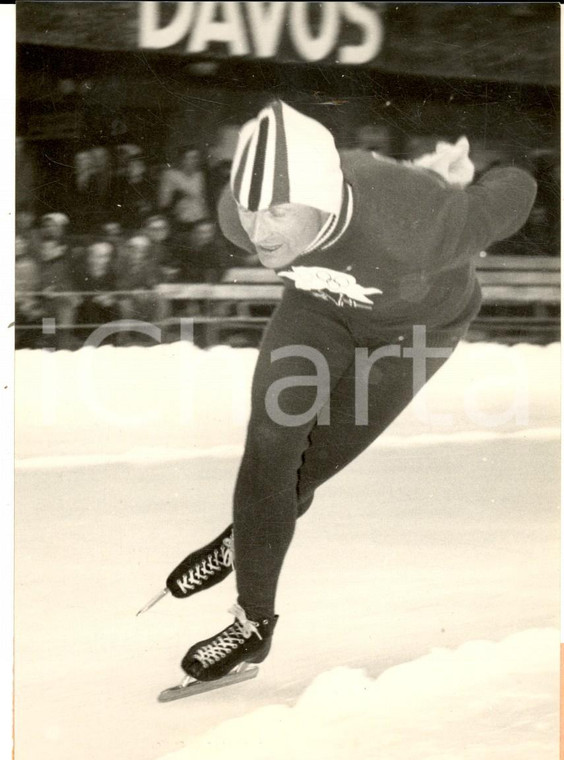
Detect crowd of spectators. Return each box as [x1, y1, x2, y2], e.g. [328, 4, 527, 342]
[15, 143, 259, 349]
[14, 130, 559, 350]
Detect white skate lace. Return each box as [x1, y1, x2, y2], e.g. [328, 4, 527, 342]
[178, 535, 234, 592]
[193, 604, 263, 668]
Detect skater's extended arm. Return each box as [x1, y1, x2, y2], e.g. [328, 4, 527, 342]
[457, 166, 538, 253]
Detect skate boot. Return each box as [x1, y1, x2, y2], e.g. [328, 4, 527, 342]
[181, 604, 278, 682]
[136, 526, 235, 616]
[166, 525, 234, 599]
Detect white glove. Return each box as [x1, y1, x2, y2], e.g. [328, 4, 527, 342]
[413, 136, 475, 187]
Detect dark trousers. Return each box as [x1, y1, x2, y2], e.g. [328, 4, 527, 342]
[233, 289, 466, 619]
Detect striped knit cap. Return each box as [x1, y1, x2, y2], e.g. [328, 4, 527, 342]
[230, 100, 344, 216]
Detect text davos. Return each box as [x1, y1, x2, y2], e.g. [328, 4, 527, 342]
[139, 2, 383, 64]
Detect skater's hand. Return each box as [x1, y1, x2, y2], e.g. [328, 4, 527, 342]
[414, 137, 475, 187]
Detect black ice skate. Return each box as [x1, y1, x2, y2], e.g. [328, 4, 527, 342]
[137, 525, 234, 616]
[158, 604, 278, 701]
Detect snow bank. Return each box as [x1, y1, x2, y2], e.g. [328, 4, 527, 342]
[158, 628, 559, 760]
[15, 341, 560, 463]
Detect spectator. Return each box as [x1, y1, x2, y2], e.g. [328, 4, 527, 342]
[158, 146, 210, 238]
[355, 123, 394, 156]
[100, 221, 125, 251]
[171, 219, 222, 282]
[66, 148, 105, 234]
[142, 215, 179, 280]
[112, 155, 156, 231]
[177, 219, 257, 347]
[529, 149, 559, 254]
[75, 241, 120, 339]
[90, 146, 114, 221]
[480, 151, 556, 257]
[207, 159, 232, 211]
[90, 146, 112, 198]
[33, 212, 79, 349]
[15, 208, 39, 254]
[15, 233, 42, 348]
[16, 137, 36, 214]
[116, 235, 168, 344]
[114, 143, 143, 180]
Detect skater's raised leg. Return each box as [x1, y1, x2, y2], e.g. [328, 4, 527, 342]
[138, 524, 234, 614]
[166, 524, 234, 598]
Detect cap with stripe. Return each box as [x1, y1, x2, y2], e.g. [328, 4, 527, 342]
[231, 100, 344, 217]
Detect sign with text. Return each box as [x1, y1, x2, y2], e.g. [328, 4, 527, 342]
[16, 2, 558, 86]
[138, 2, 383, 64]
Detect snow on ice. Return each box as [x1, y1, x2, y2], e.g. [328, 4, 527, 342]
[158, 628, 559, 760]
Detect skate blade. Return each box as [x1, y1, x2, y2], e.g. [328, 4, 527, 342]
[136, 588, 169, 616]
[158, 664, 259, 702]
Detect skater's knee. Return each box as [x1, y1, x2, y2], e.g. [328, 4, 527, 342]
[245, 417, 310, 462]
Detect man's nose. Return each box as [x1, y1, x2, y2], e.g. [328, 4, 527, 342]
[248, 212, 269, 243]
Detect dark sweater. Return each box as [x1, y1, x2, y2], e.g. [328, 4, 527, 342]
[218, 150, 537, 331]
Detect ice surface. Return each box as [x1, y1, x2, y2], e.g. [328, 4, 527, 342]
[13, 341, 561, 760]
[15, 341, 561, 463]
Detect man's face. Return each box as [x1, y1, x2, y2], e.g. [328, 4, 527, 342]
[181, 150, 199, 174]
[88, 243, 112, 276]
[74, 151, 91, 173]
[237, 203, 327, 269]
[145, 219, 169, 243]
[41, 221, 65, 241]
[16, 211, 34, 234]
[190, 221, 215, 249]
[127, 159, 145, 181]
[102, 223, 122, 241]
[127, 239, 149, 265]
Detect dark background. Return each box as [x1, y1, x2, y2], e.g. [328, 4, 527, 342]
[16, 2, 560, 257]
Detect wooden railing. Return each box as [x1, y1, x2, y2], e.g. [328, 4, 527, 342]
[15, 254, 561, 345]
[470, 254, 560, 341]
[155, 254, 560, 303]
[474, 254, 560, 304]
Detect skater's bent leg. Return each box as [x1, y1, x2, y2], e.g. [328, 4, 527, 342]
[233, 294, 354, 619]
